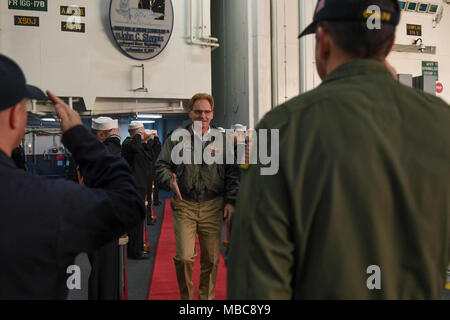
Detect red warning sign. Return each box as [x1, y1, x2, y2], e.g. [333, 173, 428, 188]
[436, 82, 443, 94]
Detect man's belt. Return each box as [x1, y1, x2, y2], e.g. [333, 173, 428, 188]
[182, 193, 221, 203]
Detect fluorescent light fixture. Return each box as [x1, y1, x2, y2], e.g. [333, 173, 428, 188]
[40, 118, 56, 122]
[137, 114, 163, 119]
[140, 120, 156, 124]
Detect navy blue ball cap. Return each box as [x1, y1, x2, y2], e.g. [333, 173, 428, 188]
[298, 0, 400, 38]
[0, 54, 46, 111]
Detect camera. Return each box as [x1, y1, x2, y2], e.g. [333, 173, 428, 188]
[413, 38, 426, 53]
[419, 43, 426, 52]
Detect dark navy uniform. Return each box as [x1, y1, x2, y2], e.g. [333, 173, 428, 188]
[122, 133, 153, 258]
[150, 136, 162, 205]
[103, 135, 122, 155]
[87, 135, 123, 300]
[0, 126, 144, 299]
[144, 138, 156, 208]
[11, 145, 26, 171]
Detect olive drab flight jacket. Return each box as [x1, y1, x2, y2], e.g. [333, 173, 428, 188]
[155, 124, 240, 205]
[227, 59, 450, 300]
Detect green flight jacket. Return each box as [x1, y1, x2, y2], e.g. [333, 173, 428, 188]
[155, 124, 240, 204]
[227, 59, 450, 299]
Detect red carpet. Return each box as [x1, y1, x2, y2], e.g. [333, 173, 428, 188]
[148, 199, 227, 300]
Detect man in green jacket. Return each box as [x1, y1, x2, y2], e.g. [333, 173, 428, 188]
[227, 0, 450, 299]
[155, 93, 240, 300]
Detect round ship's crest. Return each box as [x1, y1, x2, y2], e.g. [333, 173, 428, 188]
[109, 0, 174, 60]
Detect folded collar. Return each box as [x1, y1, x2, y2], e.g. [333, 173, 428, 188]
[322, 59, 393, 85]
[0, 149, 17, 169]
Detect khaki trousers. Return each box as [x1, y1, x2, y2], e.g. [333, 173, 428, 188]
[171, 197, 224, 300]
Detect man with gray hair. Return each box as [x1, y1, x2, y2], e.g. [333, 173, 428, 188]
[155, 93, 240, 300]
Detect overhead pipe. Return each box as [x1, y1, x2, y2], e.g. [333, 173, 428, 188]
[299, 0, 307, 94]
[200, 0, 219, 43]
[188, 0, 219, 48]
[31, 99, 37, 114]
[270, 0, 279, 109]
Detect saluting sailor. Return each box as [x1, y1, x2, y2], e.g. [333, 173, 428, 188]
[86, 117, 128, 300]
[122, 121, 154, 259]
[0, 54, 144, 299]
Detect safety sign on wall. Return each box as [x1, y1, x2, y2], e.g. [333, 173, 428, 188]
[61, 21, 85, 33]
[60, 6, 86, 17]
[109, 0, 174, 60]
[60, 5, 86, 33]
[14, 15, 39, 27]
[422, 61, 438, 80]
[406, 24, 422, 36]
[436, 82, 444, 94]
[8, 0, 47, 11]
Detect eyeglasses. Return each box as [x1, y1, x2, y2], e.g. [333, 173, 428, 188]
[191, 110, 213, 116]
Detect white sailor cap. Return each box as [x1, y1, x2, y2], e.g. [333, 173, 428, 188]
[232, 124, 247, 132]
[92, 117, 118, 131]
[128, 121, 144, 130]
[216, 127, 226, 133]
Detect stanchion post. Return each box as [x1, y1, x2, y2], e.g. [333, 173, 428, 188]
[119, 235, 128, 300]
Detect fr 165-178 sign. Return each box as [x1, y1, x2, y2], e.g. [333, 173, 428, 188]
[8, 0, 47, 11]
